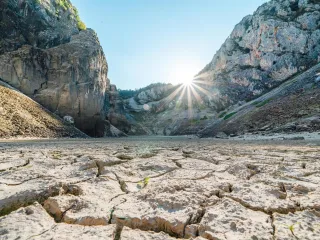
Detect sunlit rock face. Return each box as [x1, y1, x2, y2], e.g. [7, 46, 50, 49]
[197, 0, 320, 109]
[0, 0, 124, 136]
[123, 83, 215, 136]
[123, 0, 320, 136]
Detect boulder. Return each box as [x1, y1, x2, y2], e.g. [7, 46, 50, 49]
[215, 132, 228, 139]
[63, 116, 75, 125]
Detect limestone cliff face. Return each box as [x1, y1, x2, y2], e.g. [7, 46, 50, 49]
[197, 0, 320, 110]
[0, 0, 114, 136]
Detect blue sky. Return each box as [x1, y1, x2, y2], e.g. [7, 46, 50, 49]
[72, 0, 268, 90]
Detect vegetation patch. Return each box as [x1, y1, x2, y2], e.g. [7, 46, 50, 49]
[252, 98, 272, 108]
[56, 0, 72, 11]
[223, 112, 237, 120]
[218, 111, 227, 118]
[73, 7, 87, 30]
[190, 119, 200, 125]
[77, 20, 86, 31]
[137, 176, 151, 189]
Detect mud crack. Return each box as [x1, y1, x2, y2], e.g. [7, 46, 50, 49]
[0, 158, 31, 173]
[95, 161, 104, 177]
[225, 195, 302, 215]
[113, 172, 129, 193]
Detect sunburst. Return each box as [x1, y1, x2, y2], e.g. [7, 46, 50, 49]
[146, 74, 214, 119]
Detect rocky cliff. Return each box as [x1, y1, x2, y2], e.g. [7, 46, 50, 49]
[0, 0, 126, 137]
[197, 0, 320, 109]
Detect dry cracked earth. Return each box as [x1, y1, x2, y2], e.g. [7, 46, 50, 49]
[0, 137, 319, 240]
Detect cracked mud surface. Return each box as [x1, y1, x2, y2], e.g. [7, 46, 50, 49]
[0, 137, 319, 240]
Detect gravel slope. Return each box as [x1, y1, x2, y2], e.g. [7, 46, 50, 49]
[0, 82, 87, 138]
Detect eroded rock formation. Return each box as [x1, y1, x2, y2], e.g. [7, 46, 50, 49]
[0, 0, 127, 137]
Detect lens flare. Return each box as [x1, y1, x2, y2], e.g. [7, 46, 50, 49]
[183, 78, 194, 87]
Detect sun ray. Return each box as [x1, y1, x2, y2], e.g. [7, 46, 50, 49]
[190, 84, 203, 106]
[174, 85, 187, 110]
[177, 85, 187, 101]
[156, 84, 184, 112]
[192, 83, 212, 96]
[193, 79, 214, 86]
[187, 86, 193, 119]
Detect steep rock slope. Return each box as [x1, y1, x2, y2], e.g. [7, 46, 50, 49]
[198, 63, 320, 137]
[0, 0, 127, 136]
[0, 81, 86, 138]
[124, 0, 320, 136]
[196, 0, 320, 110]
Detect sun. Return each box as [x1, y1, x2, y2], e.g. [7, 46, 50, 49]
[168, 62, 199, 86]
[183, 78, 194, 87]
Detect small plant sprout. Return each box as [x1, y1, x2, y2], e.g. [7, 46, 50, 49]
[144, 177, 150, 186]
[137, 176, 151, 189]
[286, 222, 300, 237]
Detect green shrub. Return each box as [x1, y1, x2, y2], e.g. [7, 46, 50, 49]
[253, 99, 272, 108]
[190, 119, 200, 125]
[144, 177, 150, 186]
[223, 112, 237, 120]
[73, 7, 86, 31]
[56, 0, 72, 11]
[77, 20, 86, 31]
[218, 111, 227, 118]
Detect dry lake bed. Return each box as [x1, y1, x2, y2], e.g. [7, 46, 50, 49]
[0, 136, 319, 240]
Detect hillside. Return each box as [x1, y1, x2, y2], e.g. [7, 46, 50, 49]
[123, 0, 320, 137]
[198, 63, 320, 137]
[0, 81, 86, 138]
